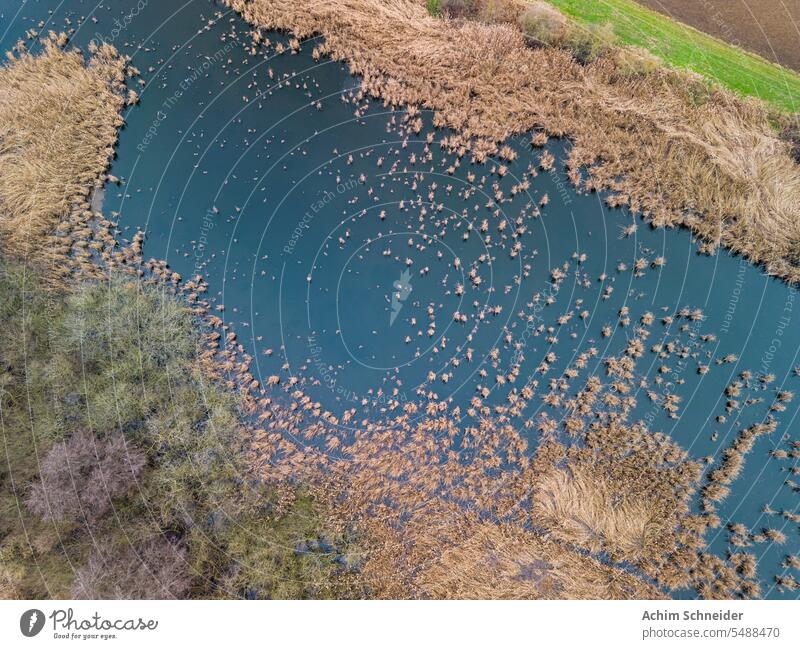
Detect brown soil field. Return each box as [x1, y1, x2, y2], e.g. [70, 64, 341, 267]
[637, 0, 800, 72]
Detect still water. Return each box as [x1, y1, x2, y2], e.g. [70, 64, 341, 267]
[1, 0, 798, 597]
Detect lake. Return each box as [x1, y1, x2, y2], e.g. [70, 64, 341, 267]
[1, 0, 797, 598]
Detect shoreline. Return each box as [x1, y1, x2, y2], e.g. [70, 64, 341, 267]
[1, 13, 795, 600]
[224, 0, 800, 284]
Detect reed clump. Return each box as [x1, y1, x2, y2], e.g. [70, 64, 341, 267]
[225, 0, 800, 281]
[700, 419, 777, 515]
[418, 522, 663, 599]
[0, 34, 126, 274]
[517, 2, 568, 47]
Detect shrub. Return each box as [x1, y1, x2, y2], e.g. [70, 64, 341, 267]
[25, 429, 146, 524]
[475, 0, 520, 23]
[1, 262, 361, 599]
[426, 0, 442, 16]
[680, 71, 715, 107]
[60, 278, 194, 378]
[518, 5, 614, 63]
[435, 0, 518, 22]
[615, 46, 662, 78]
[141, 385, 246, 529]
[71, 537, 191, 599]
[206, 490, 364, 599]
[563, 21, 616, 64]
[517, 2, 568, 47]
[438, 0, 476, 19]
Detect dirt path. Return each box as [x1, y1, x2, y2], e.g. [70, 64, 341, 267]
[637, 0, 800, 72]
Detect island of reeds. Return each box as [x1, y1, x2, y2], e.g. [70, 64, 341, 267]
[0, 35, 362, 599]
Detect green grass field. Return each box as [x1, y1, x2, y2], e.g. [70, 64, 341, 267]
[543, 0, 800, 113]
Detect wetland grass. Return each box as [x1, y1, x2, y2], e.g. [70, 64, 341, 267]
[0, 34, 126, 277]
[226, 0, 800, 281]
[3, 8, 795, 601]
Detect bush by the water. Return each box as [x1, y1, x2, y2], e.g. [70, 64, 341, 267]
[517, 1, 567, 46]
[71, 537, 191, 599]
[429, 0, 519, 23]
[517, 2, 615, 63]
[0, 262, 361, 599]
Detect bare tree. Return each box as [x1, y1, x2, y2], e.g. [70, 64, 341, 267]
[71, 536, 192, 599]
[26, 429, 146, 524]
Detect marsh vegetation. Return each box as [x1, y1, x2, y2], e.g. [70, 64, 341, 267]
[0, 263, 361, 599]
[0, 37, 361, 600]
[1, 5, 798, 601]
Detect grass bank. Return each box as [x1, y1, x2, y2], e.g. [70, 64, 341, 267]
[543, 0, 800, 113]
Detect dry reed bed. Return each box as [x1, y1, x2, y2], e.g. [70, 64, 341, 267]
[235, 297, 764, 598]
[0, 35, 127, 277]
[226, 0, 800, 281]
[0, 23, 773, 600]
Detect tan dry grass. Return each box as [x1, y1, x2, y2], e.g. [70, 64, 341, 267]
[531, 464, 663, 565]
[525, 429, 704, 590]
[418, 522, 663, 599]
[0, 36, 126, 271]
[225, 0, 800, 281]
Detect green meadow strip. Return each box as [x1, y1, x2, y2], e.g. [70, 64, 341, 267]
[544, 0, 800, 112]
